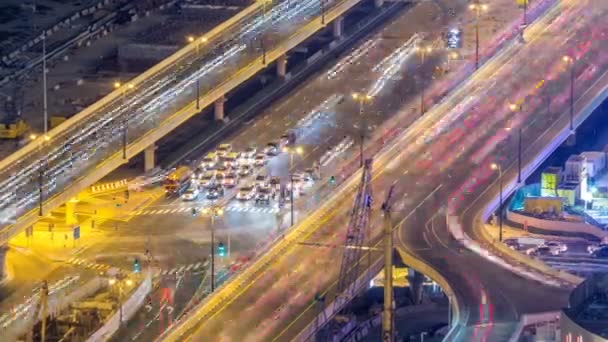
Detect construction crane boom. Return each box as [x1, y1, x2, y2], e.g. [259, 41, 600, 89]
[335, 158, 374, 308]
[382, 185, 396, 342]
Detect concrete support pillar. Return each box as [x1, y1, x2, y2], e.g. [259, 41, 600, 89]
[214, 96, 226, 121]
[144, 144, 156, 172]
[0, 245, 7, 280]
[374, 0, 384, 7]
[332, 16, 344, 39]
[65, 198, 78, 226]
[277, 55, 287, 78]
[407, 268, 425, 304]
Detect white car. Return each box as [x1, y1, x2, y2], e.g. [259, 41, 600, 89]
[255, 186, 273, 204]
[254, 153, 267, 167]
[236, 186, 256, 201]
[541, 241, 568, 253]
[199, 172, 215, 188]
[241, 147, 257, 164]
[223, 173, 239, 188]
[216, 143, 232, 157]
[238, 165, 253, 177]
[526, 245, 562, 257]
[255, 175, 269, 187]
[181, 187, 199, 201]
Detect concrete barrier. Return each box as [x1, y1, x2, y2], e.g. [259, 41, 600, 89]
[507, 210, 608, 240]
[508, 311, 560, 342]
[87, 275, 152, 342]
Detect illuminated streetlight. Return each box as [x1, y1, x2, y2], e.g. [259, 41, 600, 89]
[198, 206, 224, 292]
[108, 278, 116, 285]
[563, 55, 575, 132]
[352, 93, 373, 167]
[114, 82, 135, 160]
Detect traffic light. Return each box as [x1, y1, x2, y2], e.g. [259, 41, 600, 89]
[329, 175, 336, 184]
[133, 258, 141, 273]
[217, 242, 226, 257]
[191, 207, 198, 216]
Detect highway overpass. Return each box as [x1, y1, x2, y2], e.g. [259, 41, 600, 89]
[0, 0, 387, 246]
[158, 0, 608, 340]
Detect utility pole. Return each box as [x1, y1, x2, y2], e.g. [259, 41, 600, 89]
[40, 281, 49, 342]
[42, 32, 48, 135]
[381, 186, 396, 342]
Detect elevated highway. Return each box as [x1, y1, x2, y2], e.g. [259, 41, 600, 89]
[157, 0, 608, 340]
[0, 0, 383, 245]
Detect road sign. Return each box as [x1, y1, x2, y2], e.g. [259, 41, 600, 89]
[73, 226, 80, 240]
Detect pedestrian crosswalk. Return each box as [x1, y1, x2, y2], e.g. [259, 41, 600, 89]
[133, 205, 280, 216]
[154, 260, 209, 277]
[66, 257, 112, 271]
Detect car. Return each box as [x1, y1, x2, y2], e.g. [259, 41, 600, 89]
[222, 152, 240, 168]
[587, 243, 608, 254]
[241, 147, 257, 162]
[503, 238, 521, 250]
[236, 185, 256, 201]
[216, 143, 232, 157]
[303, 168, 316, 182]
[223, 172, 239, 187]
[254, 153, 267, 167]
[216, 165, 231, 177]
[288, 173, 304, 191]
[201, 153, 218, 169]
[206, 185, 225, 199]
[181, 187, 199, 201]
[264, 142, 280, 156]
[238, 164, 253, 177]
[269, 177, 281, 192]
[526, 245, 562, 257]
[279, 130, 296, 146]
[541, 241, 568, 253]
[255, 175, 269, 187]
[591, 246, 608, 258]
[199, 171, 216, 188]
[256, 185, 273, 204]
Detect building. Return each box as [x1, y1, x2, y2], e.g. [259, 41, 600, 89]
[541, 166, 563, 197]
[581, 151, 606, 180]
[561, 273, 608, 341]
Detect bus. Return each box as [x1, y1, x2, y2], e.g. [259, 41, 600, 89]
[163, 166, 193, 196]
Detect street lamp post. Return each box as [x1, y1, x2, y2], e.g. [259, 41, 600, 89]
[563, 55, 575, 132]
[114, 82, 134, 160]
[469, 3, 488, 70]
[42, 32, 48, 135]
[188, 36, 208, 110]
[352, 93, 372, 167]
[491, 163, 503, 242]
[109, 276, 133, 326]
[320, 0, 326, 25]
[261, 0, 272, 65]
[201, 206, 224, 292]
[415, 46, 432, 116]
[31, 134, 50, 216]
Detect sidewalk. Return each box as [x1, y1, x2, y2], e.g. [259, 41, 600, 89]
[9, 187, 164, 264]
